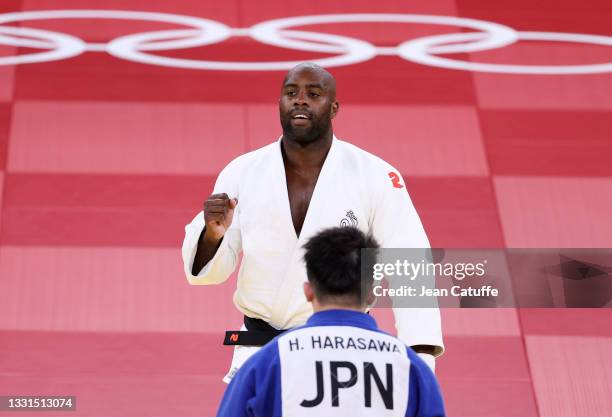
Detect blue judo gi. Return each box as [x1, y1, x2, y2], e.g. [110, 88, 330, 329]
[217, 309, 445, 417]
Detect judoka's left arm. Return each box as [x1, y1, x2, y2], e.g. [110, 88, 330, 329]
[406, 348, 446, 417]
[370, 167, 444, 368]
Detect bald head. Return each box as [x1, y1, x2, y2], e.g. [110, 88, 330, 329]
[283, 63, 337, 100]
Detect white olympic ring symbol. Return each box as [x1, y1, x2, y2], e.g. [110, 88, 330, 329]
[0, 10, 610, 74]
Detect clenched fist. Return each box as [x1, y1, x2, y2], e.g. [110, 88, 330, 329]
[204, 193, 238, 241]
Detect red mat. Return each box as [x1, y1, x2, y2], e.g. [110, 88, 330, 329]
[1, 1, 611, 416]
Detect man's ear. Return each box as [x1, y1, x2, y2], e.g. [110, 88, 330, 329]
[365, 288, 376, 308]
[304, 281, 315, 302]
[330, 100, 340, 119]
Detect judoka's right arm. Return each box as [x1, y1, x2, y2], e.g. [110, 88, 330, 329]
[182, 162, 242, 285]
[192, 193, 237, 273]
[216, 359, 256, 417]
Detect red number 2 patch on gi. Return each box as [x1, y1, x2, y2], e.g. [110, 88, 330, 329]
[388, 171, 404, 189]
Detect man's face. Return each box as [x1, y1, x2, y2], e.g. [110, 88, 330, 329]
[279, 68, 338, 144]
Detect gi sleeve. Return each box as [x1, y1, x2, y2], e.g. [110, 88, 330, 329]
[217, 343, 282, 417]
[182, 159, 243, 285]
[216, 357, 257, 417]
[406, 348, 446, 417]
[369, 165, 444, 357]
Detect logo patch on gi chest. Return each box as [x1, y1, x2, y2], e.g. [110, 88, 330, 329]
[340, 210, 358, 227]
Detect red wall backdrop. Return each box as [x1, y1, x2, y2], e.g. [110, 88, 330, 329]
[0, 1, 611, 416]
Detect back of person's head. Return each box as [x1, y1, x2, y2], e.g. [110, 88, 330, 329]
[303, 226, 379, 308]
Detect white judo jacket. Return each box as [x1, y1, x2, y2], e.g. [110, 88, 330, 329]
[182, 137, 444, 354]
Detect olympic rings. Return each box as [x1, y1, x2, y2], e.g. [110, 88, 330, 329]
[0, 10, 231, 53]
[398, 31, 612, 74]
[0, 9, 610, 74]
[249, 14, 517, 55]
[107, 28, 378, 71]
[0, 25, 85, 65]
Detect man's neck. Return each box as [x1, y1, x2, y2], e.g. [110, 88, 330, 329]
[312, 301, 365, 314]
[281, 132, 333, 171]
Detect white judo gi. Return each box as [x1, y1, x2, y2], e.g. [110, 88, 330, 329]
[182, 136, 444, 382]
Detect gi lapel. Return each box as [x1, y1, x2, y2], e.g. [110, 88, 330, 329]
[272, 137, 300, 246]
[268, 137, 340, 328]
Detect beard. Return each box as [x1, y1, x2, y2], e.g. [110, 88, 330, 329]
[280, 108, 332, 146]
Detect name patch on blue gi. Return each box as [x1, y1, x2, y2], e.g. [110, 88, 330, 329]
[278, 326, 411, 416]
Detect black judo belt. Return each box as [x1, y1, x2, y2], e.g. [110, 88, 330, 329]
[223, 316, 288, 346]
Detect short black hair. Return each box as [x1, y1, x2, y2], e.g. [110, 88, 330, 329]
[303, 227, 379, 307]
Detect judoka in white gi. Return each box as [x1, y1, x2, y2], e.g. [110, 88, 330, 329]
[216, 227, 446, 417]
[182, 63, 444, 383]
